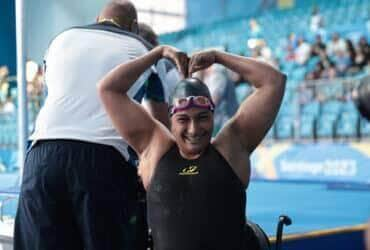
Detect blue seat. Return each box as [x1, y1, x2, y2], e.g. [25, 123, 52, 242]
[290, 68, 306, 81]
[299, 114, 316, 138]
[336, 113, 359, 137]
[317, 113, 337, 138]
[275, 115, 294, 139]
[342, 101, 358, 113]
[279, 103, 295, 116]
[321, 100, 343, 115]
[302, 101, 320, 116]
[360, 118, 370, 137]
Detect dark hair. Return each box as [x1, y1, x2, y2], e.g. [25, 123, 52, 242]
[138, 23, 158, 46]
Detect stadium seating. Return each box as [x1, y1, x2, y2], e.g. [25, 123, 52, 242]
[299, 114, 316, 138]
[160, 0, 370, 141]
[275, 115, 294, 139]
[336, 113, 359, 137]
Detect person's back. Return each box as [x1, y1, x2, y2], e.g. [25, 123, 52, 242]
[14, 2, 161, 250]
[147, 144, 245, 250]
[32, 24, 150, 158]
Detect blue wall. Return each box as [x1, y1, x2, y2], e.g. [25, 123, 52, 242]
[25, 0, 107, 63]
[0, 0, 16, 74]
[186, 0, 263, 27]
[0, 1, 108, 69]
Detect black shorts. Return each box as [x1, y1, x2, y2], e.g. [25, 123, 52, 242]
[14, 139, 140, 250]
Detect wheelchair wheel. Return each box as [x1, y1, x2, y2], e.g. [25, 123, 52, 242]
[244, 220, 271, 250]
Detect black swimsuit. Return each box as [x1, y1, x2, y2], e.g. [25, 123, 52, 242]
[147, 145, 246, 250]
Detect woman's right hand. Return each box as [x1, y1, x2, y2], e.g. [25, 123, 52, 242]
[188, 50, 217, 75]
[161, 45, 189, 79]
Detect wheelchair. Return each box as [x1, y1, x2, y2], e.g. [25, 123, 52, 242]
[245, 215, 292, 250]
[146, 215, 292, 250]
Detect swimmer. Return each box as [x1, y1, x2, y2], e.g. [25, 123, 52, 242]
[99, 46, 286, 250]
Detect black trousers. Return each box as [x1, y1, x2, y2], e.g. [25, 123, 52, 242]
[14, 139, 143, 250]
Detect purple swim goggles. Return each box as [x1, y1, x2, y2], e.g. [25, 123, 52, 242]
[170, 96, 215, 116]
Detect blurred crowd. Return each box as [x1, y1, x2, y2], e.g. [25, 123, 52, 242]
[0, 61, 44, 117]
[247, 7, 370, 80]
[295, 33, 369, 80]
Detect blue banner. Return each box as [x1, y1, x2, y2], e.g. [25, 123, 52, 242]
[251, 142, 370, 183]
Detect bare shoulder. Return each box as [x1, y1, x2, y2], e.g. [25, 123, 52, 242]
[212, 120, 251, 187]
[139, 122, 175, 189]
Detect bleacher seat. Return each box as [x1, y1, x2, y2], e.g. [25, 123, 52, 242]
[336, 113, 359, 137]
[299, 114, 316, 138]
[360, 118, 370, 137]
[342, 101, 358, 113]
[275, 115, 294, 139]
[302, 101, 320, 116]
[316, 113, 337, 138]
[321, 100, 343, 115]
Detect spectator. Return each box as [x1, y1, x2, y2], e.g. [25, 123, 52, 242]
[295, 37, 311, 65]
[333, 50, 351, 76]
[327, 33, 347, 57]
[249, 18, 262, 38]
[310, 6, 324, 34]
[345, 39, 361, 74]
[305, 61, 324, 80]
[287, 32, 298, 50]
[345, 39, 357, 66]
[284, 44, 296, 62]
[27, 66, 44, 118]
[311, 34, 326, 57]
[251, 41, 278, 68]
[358, 36, 370, 68]
[321, 61, 337, 79]
[0, 66, 10, 104]
[2, 95, 16, 114]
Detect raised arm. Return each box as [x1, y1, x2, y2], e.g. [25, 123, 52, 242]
[189, 50, 286, 154]
[98, 45, 188, 156]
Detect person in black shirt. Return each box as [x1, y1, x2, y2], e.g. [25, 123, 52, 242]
[98, 46, 286, 250]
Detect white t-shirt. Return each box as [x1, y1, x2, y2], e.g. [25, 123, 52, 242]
[310, 14, 323, 32]
[30, 24, 152, 161]
[327, 39, 347, 56]
[295, 42, 311, 65]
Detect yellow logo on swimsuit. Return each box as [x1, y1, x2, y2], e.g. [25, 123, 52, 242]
[179, 165, 199, 176]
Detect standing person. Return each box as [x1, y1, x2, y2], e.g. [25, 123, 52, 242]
[203, 64, 239, 135]
[310, 6, 324, 34]
[138, 22, 180, 110]
[98, 46, 286, 250]
[14, 1, 167, 250]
